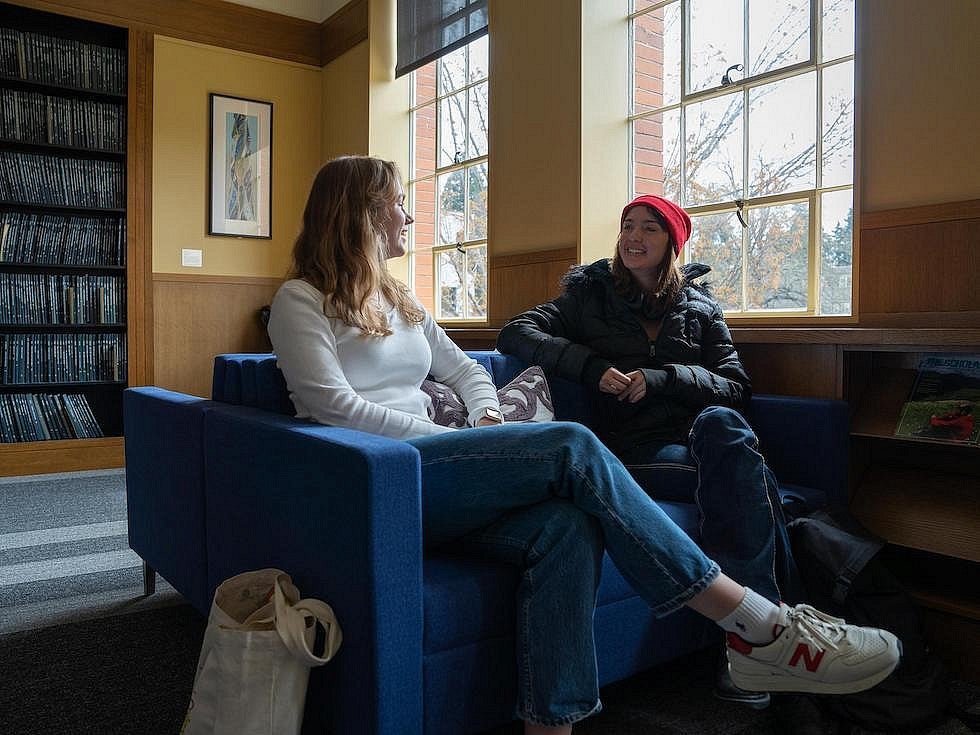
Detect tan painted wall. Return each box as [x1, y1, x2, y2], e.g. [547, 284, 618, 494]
[859, 0, 980, 211]
[488, 0, 581, 256]
[580, 0, 630, 264]
[367, 0, 411, 282]
[152, 37, 322, 278]
[320, 40, 370, 161]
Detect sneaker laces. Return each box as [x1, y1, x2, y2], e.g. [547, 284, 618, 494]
[785, 604, 848, 650]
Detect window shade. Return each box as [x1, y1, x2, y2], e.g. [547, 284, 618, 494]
[396, 0, 488, 78]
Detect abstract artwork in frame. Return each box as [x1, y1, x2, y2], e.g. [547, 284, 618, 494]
[209, 93, 272, 238]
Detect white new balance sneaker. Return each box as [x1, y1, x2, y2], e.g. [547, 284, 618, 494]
[726, 603, 902, 695]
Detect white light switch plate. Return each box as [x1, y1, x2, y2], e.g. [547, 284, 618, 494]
[182, 249, 203, 267]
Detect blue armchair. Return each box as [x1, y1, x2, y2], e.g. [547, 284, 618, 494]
[124, 351, 848, 735]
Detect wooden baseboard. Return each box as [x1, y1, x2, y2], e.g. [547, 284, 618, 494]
[0, 438, 124, 477]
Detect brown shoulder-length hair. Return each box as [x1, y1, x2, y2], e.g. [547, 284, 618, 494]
[610, 204, 684, 306]
[289, 156, 424, 336]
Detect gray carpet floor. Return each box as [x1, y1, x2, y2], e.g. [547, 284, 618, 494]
[0, 470, 977, 734]
[0, 469, 182, 634]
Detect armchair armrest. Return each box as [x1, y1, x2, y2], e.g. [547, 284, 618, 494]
[203, 405, 424, 735]
[124, 387, 216, 613]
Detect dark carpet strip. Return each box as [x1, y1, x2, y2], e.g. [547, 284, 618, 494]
[1, 607, 977, 735]
[0, 604, 205, 735]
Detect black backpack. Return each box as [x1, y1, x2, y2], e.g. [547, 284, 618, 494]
[786, 509, 959, 732]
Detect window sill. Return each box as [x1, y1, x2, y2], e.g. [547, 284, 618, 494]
[444, 326, 980, 348]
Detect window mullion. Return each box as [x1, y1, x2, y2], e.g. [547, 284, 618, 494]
[810, 192, 820, 316]
[741, 81, 749, 312]
[679, 0, 689, 207]
[813, 0, 821, 65]
[743, 0, 749, 78]
[681, 0, 690, 107]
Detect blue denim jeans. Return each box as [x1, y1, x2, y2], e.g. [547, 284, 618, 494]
[408, 421, 720, 727]
[616, 406, 803, 606]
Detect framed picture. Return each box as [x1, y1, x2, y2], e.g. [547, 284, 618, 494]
[208, 93, 273, 238]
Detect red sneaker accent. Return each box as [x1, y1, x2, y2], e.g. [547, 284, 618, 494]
[727, 632, 753, 655]
[788, 642, 826, 672]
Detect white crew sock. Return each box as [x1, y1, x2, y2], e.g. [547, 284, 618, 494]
[715, 587, 783, 645]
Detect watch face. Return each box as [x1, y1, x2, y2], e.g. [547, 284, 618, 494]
[486, 407, 502, 421]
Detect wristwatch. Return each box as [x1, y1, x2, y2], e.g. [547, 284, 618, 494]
[472, 406, 504, 425]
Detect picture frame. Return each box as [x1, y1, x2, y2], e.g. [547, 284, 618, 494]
[208, 93, 273, 238]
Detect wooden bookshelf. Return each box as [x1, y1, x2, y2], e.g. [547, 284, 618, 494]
[844, 338, 980, 681]
[0, 2, 129, 471]
[850, 466, 980, 563]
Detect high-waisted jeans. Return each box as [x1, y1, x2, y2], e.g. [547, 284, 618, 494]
[408, 421, 720, 727]
[616, 406, 803, 605]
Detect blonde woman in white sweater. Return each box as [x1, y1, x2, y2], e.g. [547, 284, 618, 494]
[267, 156, 900, 735]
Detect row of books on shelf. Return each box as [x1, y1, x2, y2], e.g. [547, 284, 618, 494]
[895, 353, 980, 445]
[0, 211, 125, 265]
[1, 87, 125, 152]
[0, 391, 102, 442]
[0, 332, 126, 383]
[0, 272, 124, 324]
[0, 28, 125, 95]
[0, 150, 123, 209]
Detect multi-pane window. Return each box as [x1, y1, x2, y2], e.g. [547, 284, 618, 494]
[630, 0, 854, 316]
[408, 36, 489, 321]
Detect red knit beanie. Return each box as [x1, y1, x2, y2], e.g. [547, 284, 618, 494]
[620, 194, 692, 255]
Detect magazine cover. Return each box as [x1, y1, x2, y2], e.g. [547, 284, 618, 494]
[894, 353, 980, 444]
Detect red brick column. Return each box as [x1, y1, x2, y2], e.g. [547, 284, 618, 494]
[632, 9, 666, 197]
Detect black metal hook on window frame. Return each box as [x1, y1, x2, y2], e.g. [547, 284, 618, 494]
[721, 63, 743, 87]
[734, 199, 748, 228]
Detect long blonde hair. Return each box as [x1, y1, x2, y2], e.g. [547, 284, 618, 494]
[289, 156, 424, 336]
[610, 205, 684, 311]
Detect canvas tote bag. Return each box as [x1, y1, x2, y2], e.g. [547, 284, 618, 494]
[181, 568, 342, 735]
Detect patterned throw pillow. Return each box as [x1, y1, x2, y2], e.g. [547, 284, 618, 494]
[422, 365, 555, 428]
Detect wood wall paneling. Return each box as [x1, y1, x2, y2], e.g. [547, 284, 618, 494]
[859, 199, 980, 322]
[860, 198, 980, 230]
[9, 0, 373, 67]
[735, 343, 841, 399]
[128, 28, 153, 386]
[153, 275, 281, 398]
[488, 247, 577, 326]
[9, 0, 323, 65]
[859, 218, 980, 317]
[320, 0, 367, 65]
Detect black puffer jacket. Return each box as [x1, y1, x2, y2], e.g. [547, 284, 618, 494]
[496, 259, 751, 452]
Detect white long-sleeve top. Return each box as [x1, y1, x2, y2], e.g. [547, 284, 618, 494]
[267, 279, 500, 440]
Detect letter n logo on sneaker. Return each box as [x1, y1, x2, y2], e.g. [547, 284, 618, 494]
[789, 643, 825, 672]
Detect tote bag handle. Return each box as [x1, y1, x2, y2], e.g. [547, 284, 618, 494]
[273, 578, 343, 667]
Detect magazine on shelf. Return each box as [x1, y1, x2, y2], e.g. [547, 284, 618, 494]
[894, 353, 980, 444]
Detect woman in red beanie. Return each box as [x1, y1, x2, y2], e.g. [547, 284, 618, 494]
[497, 194, 801, 710]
